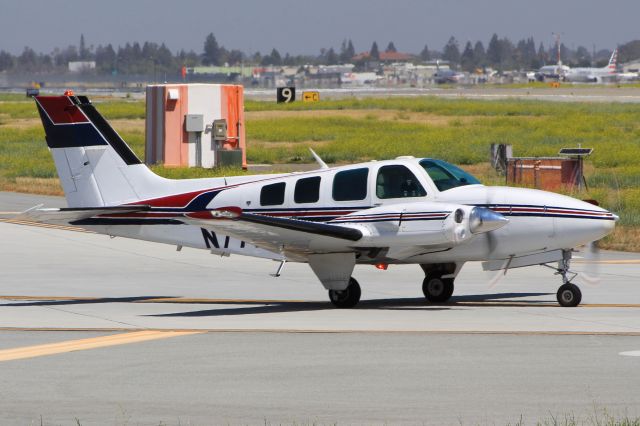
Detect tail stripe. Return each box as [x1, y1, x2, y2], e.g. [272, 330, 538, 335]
[77, 102, 141, 165]
[35, 95, 141, 165]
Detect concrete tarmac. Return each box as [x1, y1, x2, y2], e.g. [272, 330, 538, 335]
[1, 192, 639, 425]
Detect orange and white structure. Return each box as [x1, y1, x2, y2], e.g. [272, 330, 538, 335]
[145, 83, 246, 168]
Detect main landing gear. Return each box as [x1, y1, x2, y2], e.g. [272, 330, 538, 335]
[546, 250, 582, 307]
[328, 277, 361, 308]
[422, 274, 455, 303]
[420, 263, 459, 303]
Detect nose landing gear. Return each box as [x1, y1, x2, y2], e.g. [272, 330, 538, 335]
[544, 250, 582, 307]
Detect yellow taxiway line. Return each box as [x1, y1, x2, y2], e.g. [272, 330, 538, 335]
[1, 327, 640, 337]
[0, 330, 201, 362]
[1, 295, 640, 308]
[0, 218, 91, 233]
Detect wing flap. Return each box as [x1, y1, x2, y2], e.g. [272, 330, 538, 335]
[183, 209, 363, 257]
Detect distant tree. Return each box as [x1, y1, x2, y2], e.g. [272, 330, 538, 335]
[339, 39, 348, 62]
[525, 37, 537, 68]
[79, 34, 89, 60]
[619, 40, 640, 63]
[17, 47, 38, 71]
[326, 47, 338, 65]
[460, 41, 475, 72]
[487, 33, 501, 66]
[269, 48, 282, 65]
[283, 52, 294, 66]
[442, 36, 460, 67]
[156, 43, 173, 68]
[370, 41, 380, 60]
[95, 44, 116, 73]
[420, 44, 430, 61]
[227, 49, 243, 65]
[515, 39, 527, 68]
[473, 41, 486, 67]
[346, 39, 355, 60]
[0, 50, 14, 71]
[203, 33, 223, 66]
[537, 42, 547, 65]
[575, 46, 591, 67]
[386, 41, 397, 52]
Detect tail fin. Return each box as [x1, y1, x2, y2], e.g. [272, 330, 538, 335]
[606, 48, 618, 73]
[35, 93, 164, 207]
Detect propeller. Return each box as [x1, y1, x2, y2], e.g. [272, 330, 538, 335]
[482, 187, 508, 289]
[576, 240, 602, 287]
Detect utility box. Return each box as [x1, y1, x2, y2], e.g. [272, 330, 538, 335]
[145, 83, 246, 168]
[506, 157, 583, 191]
[185, 114, 204, 132]
[212, 119, 227, 141]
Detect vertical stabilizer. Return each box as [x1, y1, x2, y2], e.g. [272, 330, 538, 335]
[35, 94, 165, 207]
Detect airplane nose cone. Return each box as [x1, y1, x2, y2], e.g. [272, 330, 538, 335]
[469, 207, 509, 234]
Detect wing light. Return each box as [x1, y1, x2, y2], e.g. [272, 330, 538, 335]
[186, 207, 242, 220]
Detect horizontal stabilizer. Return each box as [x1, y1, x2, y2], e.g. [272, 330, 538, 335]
[14, 205, 151, 225]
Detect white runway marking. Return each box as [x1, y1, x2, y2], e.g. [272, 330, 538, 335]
[619, 350, 640, 357]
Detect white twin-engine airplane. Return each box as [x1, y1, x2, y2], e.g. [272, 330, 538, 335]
[22, 93, 617, 308]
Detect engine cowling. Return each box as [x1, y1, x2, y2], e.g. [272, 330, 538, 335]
[332, 202, 508, 248]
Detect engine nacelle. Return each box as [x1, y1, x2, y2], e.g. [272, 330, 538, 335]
[333, 202, 508, 248]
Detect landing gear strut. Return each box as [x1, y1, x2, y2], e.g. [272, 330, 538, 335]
[328, 277, 361, 308]
[545, 251, 582, 307]
[422, 274, 455, 303]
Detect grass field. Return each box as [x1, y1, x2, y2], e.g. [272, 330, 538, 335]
[1, 93, 639, 250]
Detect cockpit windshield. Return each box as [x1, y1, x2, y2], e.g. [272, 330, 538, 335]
[419, 159, 481, 192]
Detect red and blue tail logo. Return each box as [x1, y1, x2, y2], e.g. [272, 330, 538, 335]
[34, 94, 141, 165]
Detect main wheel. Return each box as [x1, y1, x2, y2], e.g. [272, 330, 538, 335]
[422, 275, 454, 303]
[557, 283, 582, 307]
[328, 277, 361, 308]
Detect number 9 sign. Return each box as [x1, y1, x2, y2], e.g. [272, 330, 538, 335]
[277, 87, 296, 103]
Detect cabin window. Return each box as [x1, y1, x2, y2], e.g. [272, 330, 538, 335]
[260, 182, 286, 206]
[376, 165, 426, 199]
[332, 168, 369, 201]
[294, 176, 321, 203]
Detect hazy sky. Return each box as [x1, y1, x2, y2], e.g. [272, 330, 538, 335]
[1, 0, 638, 55]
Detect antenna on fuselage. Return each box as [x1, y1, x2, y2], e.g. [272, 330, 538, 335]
[309, 148, 329, 169]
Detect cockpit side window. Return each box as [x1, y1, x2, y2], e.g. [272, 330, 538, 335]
[419, 159, 481, 192]
[376, 165, 426, 199]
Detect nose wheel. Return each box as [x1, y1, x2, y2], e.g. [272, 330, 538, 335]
[557, 283, 582, 307]
[328, 277, 361, 308]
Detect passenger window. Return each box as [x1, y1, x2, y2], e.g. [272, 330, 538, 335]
[332, 168, 369, 201]
[260, 182, 286, 206]
[376, 165, 426, 199]
[294, 176, 321, 203]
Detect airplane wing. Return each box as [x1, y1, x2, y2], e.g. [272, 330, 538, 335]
[182, 208, 363, 259]
[13, 205, 152, 225]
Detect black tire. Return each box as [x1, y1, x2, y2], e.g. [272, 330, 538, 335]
[422, 275, 454, 303]
[328, 277, 361, 308]
[557, 283, 582, 307]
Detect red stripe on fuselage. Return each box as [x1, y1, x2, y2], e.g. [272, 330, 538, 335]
[36, 96, 90, 124]
[130, 188, 216, 208]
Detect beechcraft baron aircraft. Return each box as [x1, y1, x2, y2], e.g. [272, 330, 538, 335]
[18, 93, 618, 308]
